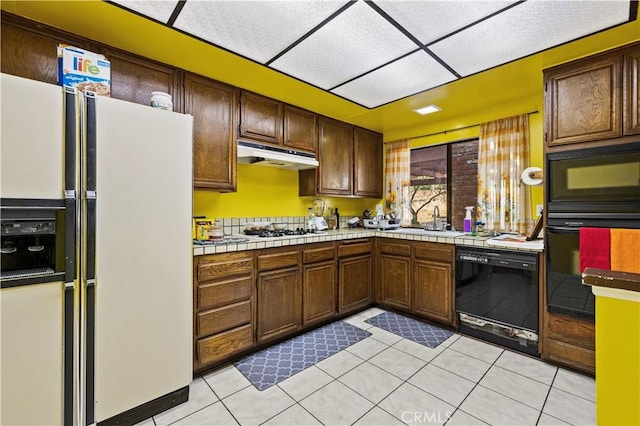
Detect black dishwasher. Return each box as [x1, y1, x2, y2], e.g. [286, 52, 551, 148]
[455, 247, 539, 357]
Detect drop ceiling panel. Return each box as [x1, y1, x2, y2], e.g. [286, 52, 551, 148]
[110, 0, 179, 24]
[331, 51, 456, 108]
[173, 0, 348, 63]
[430, 0, 632, 77]
[374, 0, 518, 45]
[270, 1, 418, 90]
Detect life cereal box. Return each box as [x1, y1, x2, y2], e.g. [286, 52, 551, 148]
[58, 45, 111, 96]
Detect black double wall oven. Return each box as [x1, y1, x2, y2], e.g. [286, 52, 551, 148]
[545, 142, 640, 320]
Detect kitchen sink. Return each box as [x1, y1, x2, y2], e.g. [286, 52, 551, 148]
[384, 228, 466, 238]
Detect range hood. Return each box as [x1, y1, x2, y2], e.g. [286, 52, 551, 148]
[237, 140, 319, 170]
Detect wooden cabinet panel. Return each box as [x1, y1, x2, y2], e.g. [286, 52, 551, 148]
[380, 254, 411, 310]
[240, 91, 283, 145]
[302, 244, 335, 264]
[102, 48, 180, 109]
[197, 276, 252, 310]
[197, 324, 253, 366]
[256, 267, 301, 342]
[184, 73, 238, 191]
[354, 127, 383, 198]
[379, 240, 411, 257]
[546, 312, 595, 350]
[545, 54, 622, 146]
[1, 17, 87, 85]
[624, 47, 640, 135]
[316, 117, 354, 196]
[413, 259, 453, 325]
[284, 105, 317, 153]
[197, 251, 253, 281]
[257, 249, 300, 271]
[414, 242, 454, 263]
[337, 240, 372, 258]
[197, 300, 252, 336]
[544, 338, 595, 374]
[338, 255, 372, 313]
[303, 261, 336, 326]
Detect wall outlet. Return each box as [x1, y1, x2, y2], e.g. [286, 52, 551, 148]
[536, 204, 543, 216]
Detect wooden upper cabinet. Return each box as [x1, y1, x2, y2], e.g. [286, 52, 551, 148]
[284, 105, 317, 153]
[239, 91, 283, 145]
[354, 127, 383, 198]
[624, 46, 640, 135]
[184, 73, 238, 191]
[545, 53, 622, 146]
[1, 16, 87, 84]
[313, 117, 354, 196]
[101, 48, 180, 109]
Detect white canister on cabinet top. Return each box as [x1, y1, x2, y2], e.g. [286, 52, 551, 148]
[150, 91, 173, 111]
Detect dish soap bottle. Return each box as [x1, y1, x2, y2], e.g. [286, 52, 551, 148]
[464, 206, 474, 233]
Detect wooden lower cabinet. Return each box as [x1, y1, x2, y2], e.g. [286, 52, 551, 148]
[542, 311, 595, 374]
[413, 259, 453, 325]
[256, 266, 302, 343]
[303, 261, 336, 326]
[338, 255, 372, 313]
[197, 325, 253, 367]
[379, 254, 411, 310]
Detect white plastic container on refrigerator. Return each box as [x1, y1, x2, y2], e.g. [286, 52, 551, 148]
[0, 73, 193, 425]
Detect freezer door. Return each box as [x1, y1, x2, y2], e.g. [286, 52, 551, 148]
[0, 74, 66, 200]
[84, 95, 193, 422]
[0, 282, 65, 425]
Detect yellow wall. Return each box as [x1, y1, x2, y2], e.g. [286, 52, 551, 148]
[595, 295, 640, 425]
[194, 165, 377, 218]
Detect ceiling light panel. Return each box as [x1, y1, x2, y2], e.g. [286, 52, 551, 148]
[429, 0, 632, 77]
[374, 0, 518, 45]
[270, 1, 418, 90]
[173, 1, 348, 64]
[331, 51, 456, 108]
[110, 0, 179, 23]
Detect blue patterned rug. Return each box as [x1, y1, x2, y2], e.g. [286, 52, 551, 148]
[234, 321, 371, 391]
[365, 311, 454, 348]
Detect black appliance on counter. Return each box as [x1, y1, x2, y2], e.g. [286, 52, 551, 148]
[545, 142, 640, 320]
[455, 247, 539, 357]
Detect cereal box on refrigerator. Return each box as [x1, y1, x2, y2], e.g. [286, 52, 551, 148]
[57, 44, 111, 96]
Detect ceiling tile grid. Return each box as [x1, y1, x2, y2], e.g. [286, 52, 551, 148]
[107, 0, 635, 109]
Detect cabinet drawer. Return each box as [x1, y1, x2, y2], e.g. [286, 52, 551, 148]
[198, 276, 252, 310]
[303, 243, 335, 264]
[198, 252, 253, 281]
[338, 239, 372, 257]
[379, 240, 411, 256]
[414, 242, 454, 262]
[197, 300, 252, 336]
[257, 249, 299, 271]
[197, 324, 253, 366]
[547, 313, 595, 350]
[545, 338, 595, 374]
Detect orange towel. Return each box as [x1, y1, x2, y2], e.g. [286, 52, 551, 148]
[610, 228, 640, 274]
[580, 227, 611, 273]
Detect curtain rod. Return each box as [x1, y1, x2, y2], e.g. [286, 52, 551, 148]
[409, 110, 539, 141]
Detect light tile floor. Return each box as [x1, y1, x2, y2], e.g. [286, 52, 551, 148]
[139, 308, 595, 426]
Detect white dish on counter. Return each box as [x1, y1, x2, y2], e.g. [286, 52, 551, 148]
[384, 228, 466, 238]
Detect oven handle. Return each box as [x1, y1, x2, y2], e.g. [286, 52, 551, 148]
[0, 247, 17, 254]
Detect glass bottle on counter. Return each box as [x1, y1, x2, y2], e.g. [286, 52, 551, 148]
[335, 207, 340, 229]
[307, 207, 316, 233]
[327, 208, 337, 230]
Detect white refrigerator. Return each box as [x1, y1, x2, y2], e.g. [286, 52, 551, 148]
[1, 73, 193, 425]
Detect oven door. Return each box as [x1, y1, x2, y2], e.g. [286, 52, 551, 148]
[547, 142, 640, 214]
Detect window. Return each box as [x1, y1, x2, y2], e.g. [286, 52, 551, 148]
[410, 140, 478, 230]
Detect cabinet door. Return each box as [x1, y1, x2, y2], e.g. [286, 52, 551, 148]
[413, 259, 453, 325]
[184, 73, 238, 191]
[317, 117, 354, 195]
[1, 18, 87, 84]
[338, 255, 372, 313]
[284, 105, 317, 153]
[256, 267, 301, 343]
[103, 48, 180, 109]
[240, 91, 283, 145]
[303, 260, 336, 326]
[354, 127, 383, 198]
[545, 54, 622, 146]
[624, 47, 640, 135]
[379, 254, 411, 310]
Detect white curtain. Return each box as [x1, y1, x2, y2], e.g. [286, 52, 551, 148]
[384, 140, 411, 227]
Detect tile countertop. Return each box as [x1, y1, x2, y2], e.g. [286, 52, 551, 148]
[193, 228, 544, 256]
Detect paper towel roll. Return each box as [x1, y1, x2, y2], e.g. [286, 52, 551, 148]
[521, 167, 543, 186]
